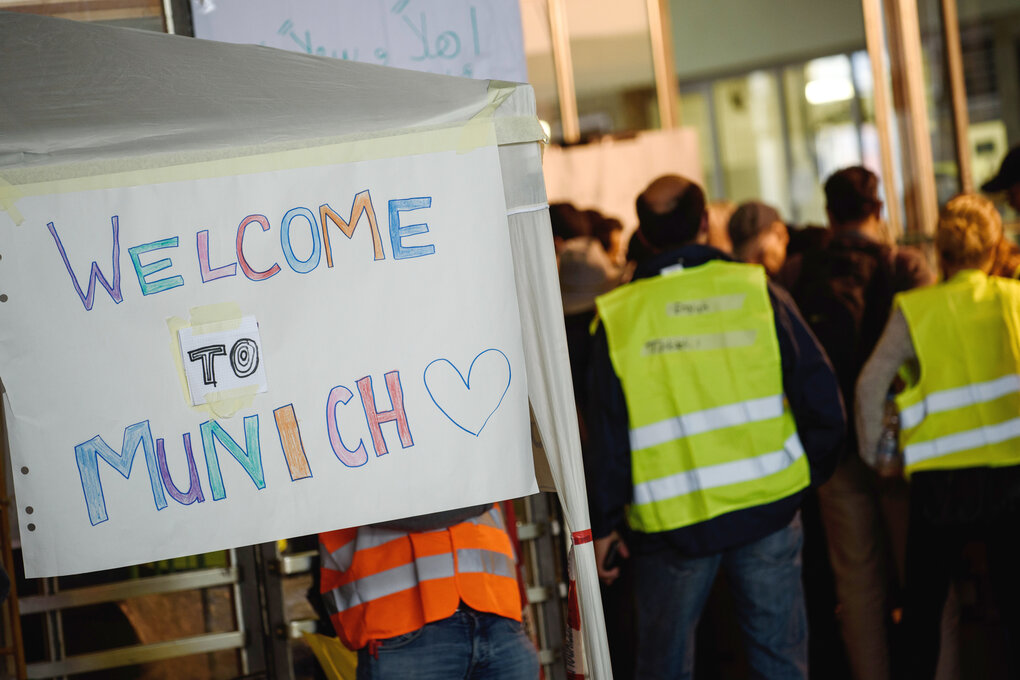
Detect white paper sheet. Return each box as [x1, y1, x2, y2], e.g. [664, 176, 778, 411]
[0, 139, 537, 577]
[179, 315, 269, 406]
[191, 0, 528, 82]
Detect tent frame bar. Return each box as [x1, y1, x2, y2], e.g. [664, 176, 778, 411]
[25, 631, 244, 679]
[19, 567, 239, 615]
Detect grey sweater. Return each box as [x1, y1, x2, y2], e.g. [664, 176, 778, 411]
[855, 308, 915, 467]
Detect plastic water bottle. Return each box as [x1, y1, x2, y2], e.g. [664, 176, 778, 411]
[874, 391, 903, 477]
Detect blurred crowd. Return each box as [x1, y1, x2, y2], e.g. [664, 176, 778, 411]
[555, 146, 1020, 680]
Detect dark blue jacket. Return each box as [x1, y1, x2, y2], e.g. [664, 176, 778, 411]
[586, 245, 845, 556]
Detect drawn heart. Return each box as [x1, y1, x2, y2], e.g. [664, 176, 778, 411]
[424, 349, 512, 436]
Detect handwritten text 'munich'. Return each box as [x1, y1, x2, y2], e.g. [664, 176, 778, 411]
[77, 369, 415, 526]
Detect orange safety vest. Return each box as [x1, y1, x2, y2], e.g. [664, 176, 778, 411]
[318, 505, 521, 650]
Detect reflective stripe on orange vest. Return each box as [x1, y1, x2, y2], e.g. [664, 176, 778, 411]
[322, 546, 515, 615]
[318, 505, 521, 650]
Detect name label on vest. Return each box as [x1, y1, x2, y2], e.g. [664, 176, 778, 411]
[666, 293, 746, 317]
[643, 329, 757, 355]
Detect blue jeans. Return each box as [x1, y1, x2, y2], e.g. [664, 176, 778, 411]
[633, 514, 808, 679]
[356, 606, 539, 679]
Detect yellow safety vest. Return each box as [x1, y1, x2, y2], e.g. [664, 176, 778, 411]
[595, 260, 809, 533]
[895, 269, 1020, 475]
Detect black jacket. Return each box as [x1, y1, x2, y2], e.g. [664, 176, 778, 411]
[586, 245, 845, 556]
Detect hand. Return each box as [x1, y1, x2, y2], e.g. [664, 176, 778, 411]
[594, 532, 629, 586]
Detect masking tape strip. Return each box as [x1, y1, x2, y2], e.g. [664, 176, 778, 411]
[494, 115, 547, 146]
[485, 81, 547, 145]
[189, 302, 243, 334]
[457, 119, 499, 156]
[1, 98, 544, 213]
[3, 119, 485, 188]
[474, 83, 519, 122]
[167, 303, 251, 419]
[0, 176, 25, 226]
[205, 385, 260, 420]
[458, 82, 536, 153]
[506, 202, 549, 217]
[2, 123, 490, 205]
[191, 319, 244, 336]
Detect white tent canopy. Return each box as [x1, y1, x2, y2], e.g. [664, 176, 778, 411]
[0, 11, 610, 678]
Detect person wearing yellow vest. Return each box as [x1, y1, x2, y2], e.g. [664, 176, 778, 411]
[856, 193, 1020, 679]
[587, 175, 845, 679]
[318, 503, 538, 679]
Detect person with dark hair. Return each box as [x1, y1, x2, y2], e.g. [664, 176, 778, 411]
[728, 200, 789, 277]
[982, 144, 1020, 214]
[779, 166, 934, 680]
[591, 215, 625, 265]
[785, 224, 831, 258]
[857, 194, 1020, 679]
[981, 145, 1020, 278]
[624, 175, 707, 266]
[548, 202, 591, 254]
[558, 230, 625, 418]
[587, 174, 845, 678]
[823, 166, 885, 227]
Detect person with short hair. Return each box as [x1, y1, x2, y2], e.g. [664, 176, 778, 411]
[856, 193, 1020, 679]
[728, 200, 789, 277]
[779, 166, 934, 680]
[982, 144, 1020, 214]
[549, 202, 591, 254]
[592, 215, 626, 265]
[981, 145, 1020, 278]
[587, 174, 845, 678]
[825, 166, 884, 226]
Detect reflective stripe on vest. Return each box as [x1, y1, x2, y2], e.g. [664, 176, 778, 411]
[895, 270, 1020, 474]
[322, 547, 515, 615]
[899, 373, 1020, 430]
[903, 417, 1020, 466]
[634, 433, 805, 506]
[596, 260, 810, 533]
[321, 526, 408, 575]
[630, 394, 784, 451]
[318, 504, 521, 649]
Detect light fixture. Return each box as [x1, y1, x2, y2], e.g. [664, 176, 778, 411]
[805, 78, 855, 105]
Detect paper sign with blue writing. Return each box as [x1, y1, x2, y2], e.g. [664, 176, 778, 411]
[0, 135, 537, 577]
[191, 0, 527, 82]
